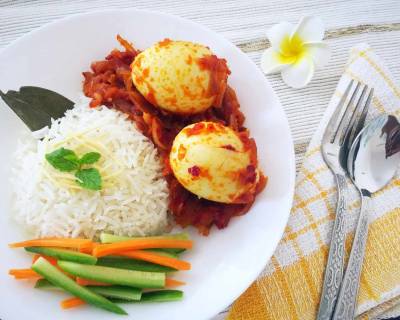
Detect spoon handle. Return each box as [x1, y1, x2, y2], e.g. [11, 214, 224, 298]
[333, 191, 372, 320]
[317, 173, 347, 320]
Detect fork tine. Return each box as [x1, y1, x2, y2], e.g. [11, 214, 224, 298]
[350, 88, 374, 143]
[323, 80, 354, 141]
[340, 84, 368, 145]
[332, 81, 361, 143]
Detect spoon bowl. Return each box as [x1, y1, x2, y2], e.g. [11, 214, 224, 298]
[348, 114, 400, 193]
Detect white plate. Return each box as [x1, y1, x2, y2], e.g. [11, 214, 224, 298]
[0, 9, 295, 320]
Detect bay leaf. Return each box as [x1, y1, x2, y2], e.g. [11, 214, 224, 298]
[0, 86, 74, 131]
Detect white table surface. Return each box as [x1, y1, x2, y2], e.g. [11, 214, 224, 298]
[1, 0, 399, 319]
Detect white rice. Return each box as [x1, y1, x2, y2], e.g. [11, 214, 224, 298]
[11, 98, 170, 239]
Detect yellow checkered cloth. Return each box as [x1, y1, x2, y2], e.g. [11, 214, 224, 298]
[228, 44, 400, 320]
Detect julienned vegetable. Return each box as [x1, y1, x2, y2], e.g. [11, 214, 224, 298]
[37, 277, 185, 289]
[96, 256, 176, 273]
[58, 290, 184, 309]
[25, 247, 97, 265]
[61, 297, 87, 309]
[117, 250, 191, 270]
[100, 232, 190, 254]
[87, 286, 142, 301]
[9, 269, 41, 279]
[140, 290, 183, 302]
[9, 234, 192, 315]
[113, 290, 184, 303]
[76, 277, 111, 286]
[9, 238, 92, 249]
[140, 249, 179, 259]
[93, 238, 193, 257]
[35, 279, 183, 307]
[32, 257, 127, 315]
[58, 261, 165, 289]
[165, 278, 186, 288]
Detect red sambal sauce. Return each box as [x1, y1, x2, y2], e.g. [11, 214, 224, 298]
[82, 35, 267, 235]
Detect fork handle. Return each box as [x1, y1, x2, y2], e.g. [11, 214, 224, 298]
[317, 173, 347, 320]
[332, 191, 371, 320]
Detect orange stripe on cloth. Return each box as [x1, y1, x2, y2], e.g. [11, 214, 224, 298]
[290, 238, 320, 303]
[293, 194, 325, 248]
[292, 187, 336, 211]
[266, 256, 300, 320]
[295, 165, 328, 189]
[227, 281, 269, 320]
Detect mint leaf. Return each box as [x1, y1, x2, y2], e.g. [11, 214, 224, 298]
[80, 152, 101, 165]
[75, 168, 102, 190]
[45, 148, 80, 172]
[46, 147, 103, 190]
[64, 154, 79, 162]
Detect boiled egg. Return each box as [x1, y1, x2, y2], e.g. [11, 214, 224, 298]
[169, 121, 259, 204]
[131, 39, 227, 114]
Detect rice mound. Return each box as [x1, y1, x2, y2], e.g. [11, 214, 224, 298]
[11, 99, 170, 239]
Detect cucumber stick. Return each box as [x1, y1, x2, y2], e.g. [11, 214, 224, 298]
[112, 290, 183, 303]
[141, 290, 183, 302]
[35, 279, 141, 301]
[100, 232, 190, 254]
[26, 246, 97, 265]
[58, 260, 165, 288]
[96, 256, 176, 273]
[88, 286, 141, 301]
[32, 257, 126, 315]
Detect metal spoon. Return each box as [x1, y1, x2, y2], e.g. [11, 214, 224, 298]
[333, 114, 400, 320]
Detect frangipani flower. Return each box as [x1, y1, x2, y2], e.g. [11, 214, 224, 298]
[261, 16, 331, 88]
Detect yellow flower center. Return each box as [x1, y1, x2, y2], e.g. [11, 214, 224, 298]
[278, 34, 307, 64]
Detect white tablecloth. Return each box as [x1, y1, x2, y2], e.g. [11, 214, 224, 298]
[1, 1, 399, 319]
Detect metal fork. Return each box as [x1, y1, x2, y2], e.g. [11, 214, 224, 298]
[317, 79, 372, 320]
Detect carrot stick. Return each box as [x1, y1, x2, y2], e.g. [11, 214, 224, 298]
[76, 277, 112, 286]
[117, 250, 191, 270]
[92, 239, 193, 257]
[13, 275, 42, 280]
[78, 247, 92, 254]
[60, 297, 86, 309]
[9, 238, 92, 250]
[78, 242, 94, 251]
[32, 254, 40, 264]
[78, 242, 98, 254]
[9, 269, 41, 279]
[165, 278, 186, 288]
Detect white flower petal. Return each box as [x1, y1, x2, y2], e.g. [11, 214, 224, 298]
[291, 16, 325, 43]
[266, 21, 295, 51]
[281, 56, 315, 88]
[304, 42, 331, 68]
[260, 47, 294, 74]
